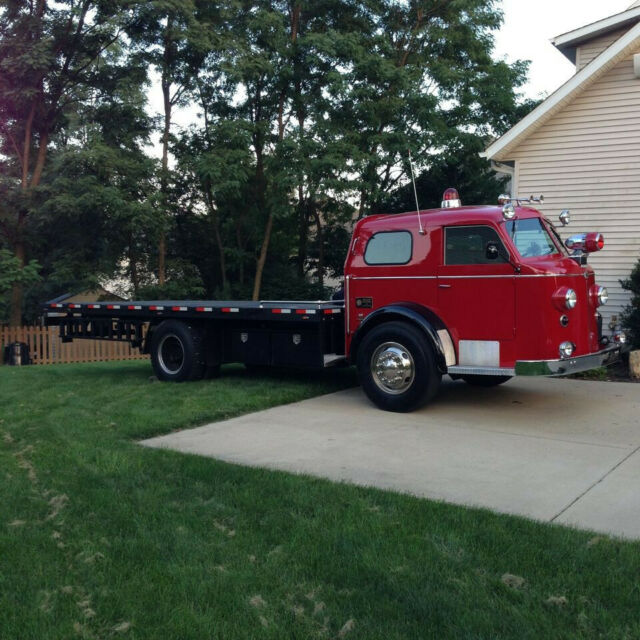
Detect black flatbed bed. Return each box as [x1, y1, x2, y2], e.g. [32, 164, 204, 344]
[45, 298, 343, 320]
[43, 297, 346, 372]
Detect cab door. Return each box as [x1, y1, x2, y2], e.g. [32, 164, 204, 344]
[437, 224, 515, 344]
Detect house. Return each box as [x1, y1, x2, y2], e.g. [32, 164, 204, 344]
[482, 2, 640, 328]
[59, 287, 124, 304]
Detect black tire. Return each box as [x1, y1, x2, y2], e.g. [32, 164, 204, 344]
[356, 321, 441, 412]
[150, 320, 206, 382]
[461, 375, 512, 387]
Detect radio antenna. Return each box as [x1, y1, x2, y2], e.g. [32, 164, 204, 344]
[408, 149, 425, 235]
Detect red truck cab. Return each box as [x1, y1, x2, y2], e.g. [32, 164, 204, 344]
[345, 195, 624, 411]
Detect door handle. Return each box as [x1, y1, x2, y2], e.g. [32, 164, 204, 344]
[438, 284, 452, 289]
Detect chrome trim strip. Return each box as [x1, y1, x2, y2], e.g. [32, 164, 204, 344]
[351, 274, 579, 281]
[438, 329, 457, 367]
[439, 274, 579, 279]
[345, 275, 350, 335]
[515, 345, 621, 376]
[448, 365, 515, 376]
[350, 276, 437, 280]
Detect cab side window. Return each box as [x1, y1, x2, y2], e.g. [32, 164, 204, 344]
[364, 231, 412, 265]
[445, 225, 508, 265]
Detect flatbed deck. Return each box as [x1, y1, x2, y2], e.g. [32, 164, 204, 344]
[43, 297, 346, 372]
[45, 298, 343, 320]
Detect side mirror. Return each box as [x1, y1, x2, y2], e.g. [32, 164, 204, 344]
[486, 241, 500, 261]
[559, 210, 570, 226]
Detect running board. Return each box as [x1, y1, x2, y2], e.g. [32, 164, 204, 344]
[447, 366, 515, 376]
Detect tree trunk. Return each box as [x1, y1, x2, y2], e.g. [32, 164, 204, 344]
[204, 185, 227, 288]
[129, 237, 139, 298]
[297, 194, 308, 277]
[312, 206, 324, 289]
[252, 214, 273, 301]
[159, 93, 171, 286]
[158, 18, 174, 287]
[235, 223, 245, 286]
[9, 242, 25, 327]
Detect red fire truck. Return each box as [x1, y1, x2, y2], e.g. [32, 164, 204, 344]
[43, 190, 625, 412]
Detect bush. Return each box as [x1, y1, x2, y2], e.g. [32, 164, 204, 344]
[621, 258, 640, 349]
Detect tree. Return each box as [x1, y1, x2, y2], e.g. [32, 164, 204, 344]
[127, 0, 217, 287]
[324, 0, 533, 218]
[0, 0, 136, 324]
[621, 259, 640, 349]
[0, 249, 40, 324]
[16, 35, 159, 321]
[380, 135, 510, 214]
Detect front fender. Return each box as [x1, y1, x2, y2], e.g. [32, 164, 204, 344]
[349, 303, 455, 372]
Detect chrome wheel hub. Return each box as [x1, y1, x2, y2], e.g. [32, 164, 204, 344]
[158, 334, 185, 375]
[371, 342, 415, 395]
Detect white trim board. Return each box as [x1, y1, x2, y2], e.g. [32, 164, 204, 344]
[553, 6, 640, 58]
[482, 21, 640, 162]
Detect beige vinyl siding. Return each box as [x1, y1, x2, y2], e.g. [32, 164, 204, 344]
[576, 28, 630, 70]
[510, 51, 640, 327]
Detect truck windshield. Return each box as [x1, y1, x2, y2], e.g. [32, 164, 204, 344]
[505, 218, 560, 258]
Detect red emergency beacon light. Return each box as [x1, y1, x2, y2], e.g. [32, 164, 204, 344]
[585, 232, 605, 252]
[441, 187, 461, 208]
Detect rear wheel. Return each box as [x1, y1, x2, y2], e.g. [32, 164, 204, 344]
[357, 321, 441, 412]
[150, 320, 206, 382]
[461, 375, 512, 387]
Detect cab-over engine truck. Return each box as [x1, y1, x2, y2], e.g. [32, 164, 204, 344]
[43, 191, 625, 412]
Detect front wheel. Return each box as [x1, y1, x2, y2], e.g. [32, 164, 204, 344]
[357, 321, 441, 412]
[461, 375, 512, 387]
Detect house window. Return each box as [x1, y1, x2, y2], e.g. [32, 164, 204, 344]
[364, 231, 413, 265]
[445, 226, 508, 265]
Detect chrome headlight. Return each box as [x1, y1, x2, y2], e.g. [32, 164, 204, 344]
[502, 204, 515, 220]
[597, 286, 608, 306]
[565, 289, 577, 309]
[559, 341, 575, 359]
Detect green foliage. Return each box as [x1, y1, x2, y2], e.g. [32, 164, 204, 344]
[0, 250, 40, 294]
[621, 258, 640, 349]
[380, 136, 511, 213]
[0, 0, 537, 316]
[0, 249, 41, 323]
[137, 259, 206, 300]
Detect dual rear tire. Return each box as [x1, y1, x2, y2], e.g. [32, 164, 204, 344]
[150, 320, 207, 382]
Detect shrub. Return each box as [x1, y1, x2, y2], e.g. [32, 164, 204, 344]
[621, 258, 640, 349]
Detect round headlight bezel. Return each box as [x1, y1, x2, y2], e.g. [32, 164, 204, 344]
[559, 341, 575, 359]
[565, 289, 577, 310]
[597, 286, 608, 306]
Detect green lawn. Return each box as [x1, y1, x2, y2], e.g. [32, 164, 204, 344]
[1, 361, 639, 640]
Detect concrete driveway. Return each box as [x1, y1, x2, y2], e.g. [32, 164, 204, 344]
[142, 377, 640, 539]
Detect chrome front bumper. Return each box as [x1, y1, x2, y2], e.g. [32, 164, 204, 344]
[515, 344, 622, 377]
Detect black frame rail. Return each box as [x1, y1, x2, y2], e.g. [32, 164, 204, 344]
[57, 316, 146, 348]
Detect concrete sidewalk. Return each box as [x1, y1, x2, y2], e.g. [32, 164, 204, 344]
[141, 377, 640, 539]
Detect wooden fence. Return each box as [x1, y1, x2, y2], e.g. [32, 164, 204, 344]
[0, 325, 148, 366]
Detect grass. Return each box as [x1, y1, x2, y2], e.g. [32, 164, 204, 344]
[1, 360, 639, 639]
